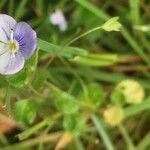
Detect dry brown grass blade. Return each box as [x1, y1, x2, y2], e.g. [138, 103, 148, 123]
[2, 132, 63, 150]
[0, 113, 16, 133]
[55, 132, 73, 150]
[107, 65, 150, 72]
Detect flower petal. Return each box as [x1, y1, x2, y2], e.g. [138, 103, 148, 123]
[0, 14, 16, 42]
[0, 14, 16, 54]
[13, 22, 37, 59]
[0, 51, 24, 75]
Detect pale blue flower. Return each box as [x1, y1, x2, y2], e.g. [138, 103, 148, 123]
[0, 14, 37, 75]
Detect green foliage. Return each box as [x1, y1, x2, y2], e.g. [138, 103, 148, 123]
[79, 83, 104, 109]
[63, 114, 85, 136]
[87, 83, 103, 105]
[6, 49, 38, 88]
[13, 99, 37, 125]
[111, 89, 125, 106]
[54, 91, 79, 114]
[102, 17, 122, 32]
[32, 69, 49, 90]
[37, 38, 88, 58]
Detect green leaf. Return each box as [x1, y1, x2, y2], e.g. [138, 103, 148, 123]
[87, 83, 104, 105]
[63, 114, 85, 136]
[13, 99, 37, 125]
[6, 49, 38, 88]
[37, 38, 88, 58]
[79, 83, 104, 109]
[111, 89, 125, 106]
[54, 92, 79, 114]
[32, 69, 49, 90]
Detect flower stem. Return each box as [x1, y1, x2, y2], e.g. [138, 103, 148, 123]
[18, 113, 61, 140]
[5, 85, 11, 115]
[64, 26, 102, 47]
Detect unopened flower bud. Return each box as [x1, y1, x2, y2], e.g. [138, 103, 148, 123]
[102, 17, 122, 32]
[50, 9, 67, 32]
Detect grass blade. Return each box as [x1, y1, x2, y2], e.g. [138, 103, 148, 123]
[137, 133, 150, 150]
[124, 97, 150, 118]
[15, 0, 28, 20]
[91, 114, 114, 150]
[5, 85, 11, 115]
[37, 38, 88, 58]
[129, 0, 140, 25]
[76, 0, 150, 64]
[118, 124, 136, 150]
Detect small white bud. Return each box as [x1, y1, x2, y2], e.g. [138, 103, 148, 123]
[50, 9, 67, 32]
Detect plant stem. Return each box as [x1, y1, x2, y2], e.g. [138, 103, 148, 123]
[64, 26, 102, 47]
[5, 85, 11, 115]
[18, 113, 61, 140]
[2, 132, 62, 150]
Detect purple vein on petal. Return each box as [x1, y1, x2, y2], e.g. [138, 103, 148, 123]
[13, 22, 37, 59]
[16, 35, 26, 48]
